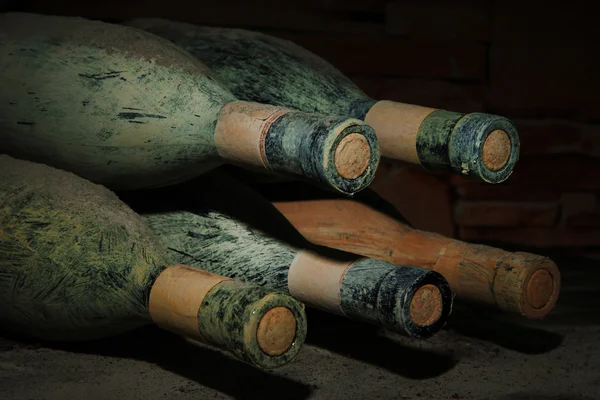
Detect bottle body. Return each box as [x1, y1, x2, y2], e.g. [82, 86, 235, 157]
[0, 13, 234, 190]
[0, 154, 167, 340]
[1, 13, 379, 194]
[0, 155, 307, 368]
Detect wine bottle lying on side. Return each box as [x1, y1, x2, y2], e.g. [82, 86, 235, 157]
[0, 155, 306, 370]
[0, 13, 380, 195]
[126, 18, 520, 184]
[265, 191, 560, 320]
[119, 169, 454, 340]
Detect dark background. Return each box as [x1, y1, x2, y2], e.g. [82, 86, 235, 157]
[3, 0, 598, 254]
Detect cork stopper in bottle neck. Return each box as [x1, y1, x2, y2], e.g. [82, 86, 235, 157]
[409, 284, 444, 327]
[334, 133, 371, 179]
[482, 129, 511, 171]
[256, 306, 297, 356]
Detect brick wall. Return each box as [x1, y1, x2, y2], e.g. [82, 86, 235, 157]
[9, 0, 600, 248]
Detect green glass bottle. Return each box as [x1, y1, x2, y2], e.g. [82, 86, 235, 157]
[128, 18, 521, 184]
[0, 13, 380, 195]
[0, 155, 307, 369]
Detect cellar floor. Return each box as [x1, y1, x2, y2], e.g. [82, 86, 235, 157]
[1, 249, 599, 400]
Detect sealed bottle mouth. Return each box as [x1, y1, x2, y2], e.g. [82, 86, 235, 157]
[334, 132, 372, 180]
[482, 129, 512, 171]
[409, 284, 444, 327]
[524, 269, 556, 310]
[445, 113, 520, 184]
[323, 120, 381, 195]
[256, 306, 298, 356]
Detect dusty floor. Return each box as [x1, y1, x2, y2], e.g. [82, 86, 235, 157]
[1, 249, 599, 400]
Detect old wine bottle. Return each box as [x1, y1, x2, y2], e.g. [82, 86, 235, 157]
[0, 155, 306, 369]
[120, 169, 454, 340]
[271, 197, 560, 320]
[126, 19, 520, 184]
[0, 13, 380, 195]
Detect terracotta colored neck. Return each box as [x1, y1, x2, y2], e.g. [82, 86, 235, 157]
[287, 250, 352, 316]
[214, 101, 289, 171]
[364, 100, 436, 165]
[148, 264, 298, 356]
[148, 264, 229, 341]
[273, 199, 449, 267]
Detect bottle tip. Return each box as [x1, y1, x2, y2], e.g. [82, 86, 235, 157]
[256, 306, 297, 356]
[334, 132, 372, 180]
[525, 269, 556, 310]
[482, 129, 512, 171]
[409, 284, 444, 327]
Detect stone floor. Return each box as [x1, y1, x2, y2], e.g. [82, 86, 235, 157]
[1, 249, 599, 400]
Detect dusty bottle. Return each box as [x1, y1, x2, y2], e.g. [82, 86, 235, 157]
[121, 169, 454, 340]
[269, 195, 560, 320]
[126, 18, 520, 184]
[0, 155, 306, 369]
[0, 13, 380, 195]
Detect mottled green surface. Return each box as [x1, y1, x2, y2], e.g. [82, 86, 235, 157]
[125, 19, 375, 118]
[198, 281, 307, 369]
[447, 113, 521, 183]
[416, 110, 521, 183]
[0, 155, 170, 341]
[340, 259, 453, 339]
[0, 13, 235, 190]
[265, 113, 379, 195]
[415, 110, 463, 172]
[142, 210, 296, 292]
[127, 19, 521, 184]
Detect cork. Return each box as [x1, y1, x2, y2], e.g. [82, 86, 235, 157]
[526, 270, 555, 309]
[409, 284, 444, 327]
[256, 307, 297, 356]
[334, 133, 371, 179]
[482, 129, 512, 171]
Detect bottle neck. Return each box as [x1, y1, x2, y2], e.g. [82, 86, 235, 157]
[214, 100, 380, 195]
[148, 264, 228, 341]
[364, 100, 436, 165]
